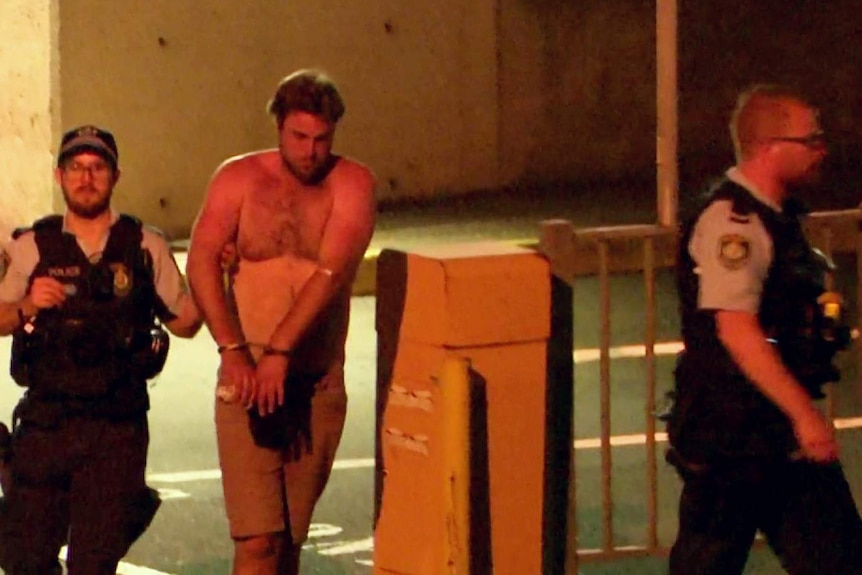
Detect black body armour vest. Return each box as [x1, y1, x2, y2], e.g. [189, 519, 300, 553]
[670, 180, 832, 462]
[10, 215, 164, 415]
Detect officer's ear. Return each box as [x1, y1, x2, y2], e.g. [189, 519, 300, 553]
[54, 166, 63, 186]
[111, 168, 122, 185]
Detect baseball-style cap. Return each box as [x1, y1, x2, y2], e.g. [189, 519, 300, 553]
[57, 125, 119, 169]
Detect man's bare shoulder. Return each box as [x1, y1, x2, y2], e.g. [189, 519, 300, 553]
[211, 149, 282, 186]
[328, 156, 376, 191]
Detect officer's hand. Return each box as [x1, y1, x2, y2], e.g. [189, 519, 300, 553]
[793, 409, 839, 463]
[28, 276, 67, 309]
[216, 350, 256, 408]
[255, 354, 288, 416]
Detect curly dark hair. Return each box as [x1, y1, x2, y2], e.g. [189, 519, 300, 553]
[267, 69, 345, 128]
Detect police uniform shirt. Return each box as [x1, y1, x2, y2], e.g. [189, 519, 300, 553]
[689, 168, 777, 314]
[0, 210, 190, 316]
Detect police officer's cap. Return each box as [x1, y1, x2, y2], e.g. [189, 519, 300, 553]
[57, 125, 119, 170]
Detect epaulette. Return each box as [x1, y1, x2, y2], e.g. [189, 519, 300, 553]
[711, 180, 757, 217]
[117, 213, 143, 228]
[11, 215, 63, 240]
[784, 197, 810, 218]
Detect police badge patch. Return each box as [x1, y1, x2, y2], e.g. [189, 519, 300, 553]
[110, 263, 133, 297]
[718, 234, 751, 270]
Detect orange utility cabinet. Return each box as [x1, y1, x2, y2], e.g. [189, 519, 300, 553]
[374, 243, 569, 575]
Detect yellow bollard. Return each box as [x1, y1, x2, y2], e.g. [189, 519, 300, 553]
[439, 355, 471, 575]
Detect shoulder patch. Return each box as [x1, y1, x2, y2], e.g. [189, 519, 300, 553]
[718, 234, 751, 269]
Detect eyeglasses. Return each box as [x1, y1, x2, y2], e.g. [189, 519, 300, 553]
[63, 161, 112, 180]
[769, 131, 827, 149]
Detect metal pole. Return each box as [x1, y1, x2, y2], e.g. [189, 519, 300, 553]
[657, 0, 679, 227]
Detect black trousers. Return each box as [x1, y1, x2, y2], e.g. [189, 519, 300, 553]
[669, 457, 862, 575]
[0, 413, 151, 575]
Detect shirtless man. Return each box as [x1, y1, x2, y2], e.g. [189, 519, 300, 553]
[186, 70, 376, 575]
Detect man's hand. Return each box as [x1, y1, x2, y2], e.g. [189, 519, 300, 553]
[29, 276, 67, 310]
[217, 350, 257, 408]
[255, 354, 288, 416]
[792, 409, 839, 463]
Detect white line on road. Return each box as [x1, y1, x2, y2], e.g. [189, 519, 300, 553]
[145, 338, 862, 484]
[573, 341, 684, 364]
[314, 537, 375, 556]
[148, 457, 376, 483]
[147, 417, 862, 484]
[59, 547, 175, 575]
[117, 561, 176, 575]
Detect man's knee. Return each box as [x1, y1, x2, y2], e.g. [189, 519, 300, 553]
[235, 532, 281, 562]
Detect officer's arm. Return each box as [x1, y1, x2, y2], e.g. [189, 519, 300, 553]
[142, 229, 202, 338]
[0, 297, 37, 336]
[716, 311, 825, 428]
[693, 201, 836, 461]
[266, 161, 376, 352]
[0, 238, 55, 335]
[162, 295, 202, 338]
[186, 158, 247, 348]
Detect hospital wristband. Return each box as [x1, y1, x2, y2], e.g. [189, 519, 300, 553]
[217, 342, 248, 354]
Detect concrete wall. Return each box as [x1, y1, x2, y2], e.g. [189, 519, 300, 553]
[0, 0, 59, 241]
[4, 2, 861, 239]
[677, 0, 862, 209]
[58, 1, 499, 237]
[498, 0, 656, 185]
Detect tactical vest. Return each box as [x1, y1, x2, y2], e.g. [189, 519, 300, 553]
[670, 180, 831, 461]
[10, 214, 165, 412]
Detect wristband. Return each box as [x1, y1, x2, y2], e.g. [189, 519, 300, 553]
[217, 342, 248, 354]
[262, 345, 292, 358]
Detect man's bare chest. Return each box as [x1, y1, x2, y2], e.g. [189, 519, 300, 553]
[237, 186, 333, 261]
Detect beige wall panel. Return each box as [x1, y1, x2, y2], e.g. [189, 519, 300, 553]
[498, 0, 656, 184]
[0, 0, 59, 241]
[59, 1, 500, 237]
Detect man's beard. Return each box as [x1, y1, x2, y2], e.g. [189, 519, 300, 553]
[282, 155, 336, 186]
[63, 188, 112, 219]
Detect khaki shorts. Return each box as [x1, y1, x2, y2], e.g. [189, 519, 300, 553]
[215, 370, 347, 542]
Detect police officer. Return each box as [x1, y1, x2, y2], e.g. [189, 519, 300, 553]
[666, 84, 862, 574]
[0, 126, 201, 575]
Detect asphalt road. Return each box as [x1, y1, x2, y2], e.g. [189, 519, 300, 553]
[0, 260, 860, 574]
[0, 174, 858, 575]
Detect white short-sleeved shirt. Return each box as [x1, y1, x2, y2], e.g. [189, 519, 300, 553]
[688, 168, 781, 314]
[0, 210, 190, 317]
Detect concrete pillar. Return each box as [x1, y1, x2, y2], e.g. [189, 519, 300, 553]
[375, 242, 569, 574]
[0, 0, 60, 242]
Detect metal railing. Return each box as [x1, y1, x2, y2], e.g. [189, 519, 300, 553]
[539, 208, 862, 572]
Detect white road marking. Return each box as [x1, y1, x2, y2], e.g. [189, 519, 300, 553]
[136, 339, 861, 573]
[116, 561, 177, 575]
[60, 546, 176, 575]
[146, 340, 862, 483]
[155, 487, 190, 500]
[573, 341, 684, 364]
[146, 417, 862, 484]
[315, 537, 375, 556]
[307, 523, 344, 538]
[148, 457, 376, 483]
[574, 432, 669, 450]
